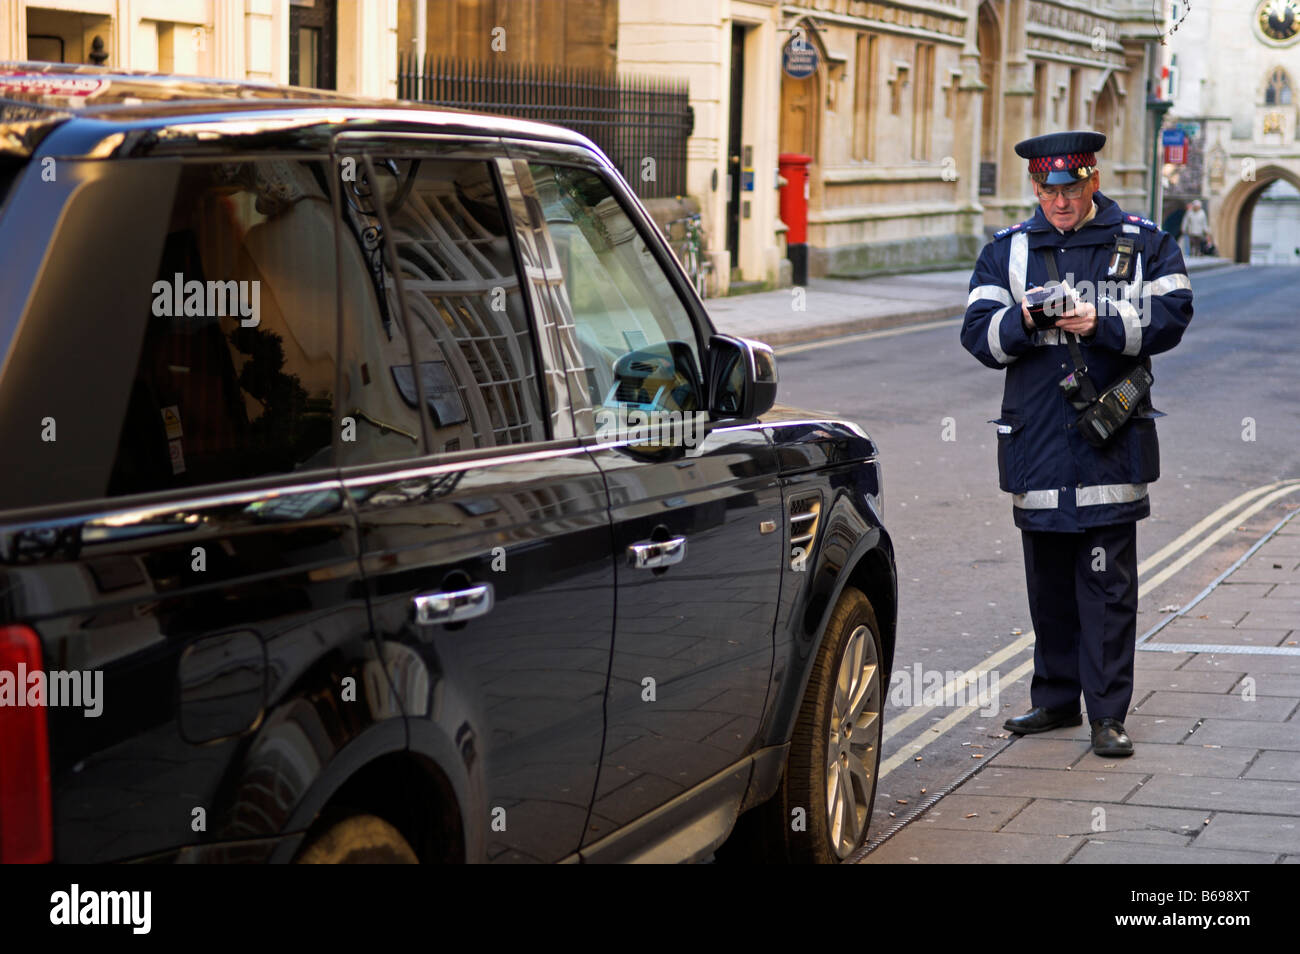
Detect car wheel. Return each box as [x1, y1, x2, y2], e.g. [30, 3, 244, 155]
[792, 587, 884, 862]
[294, 813, 419, 864]
[723, 586, 884, 864]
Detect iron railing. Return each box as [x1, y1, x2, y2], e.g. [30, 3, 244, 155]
[396, 54, 693, 199]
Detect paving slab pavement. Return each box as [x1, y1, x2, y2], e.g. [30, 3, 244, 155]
[861, 510, 1300, 864]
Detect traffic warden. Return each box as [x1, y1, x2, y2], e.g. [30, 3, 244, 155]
[960, 131, 1193, 756]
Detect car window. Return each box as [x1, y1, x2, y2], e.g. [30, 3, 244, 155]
[336, 154, 547, 461]
[526, 163, 703, 417]
[107, 159, 336, 496]
[333, 156, 427, 465]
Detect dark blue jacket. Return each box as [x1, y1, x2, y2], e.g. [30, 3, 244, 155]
[961, 191, 1193, 532]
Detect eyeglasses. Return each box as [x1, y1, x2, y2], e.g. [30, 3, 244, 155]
[1036, 183, 1088, 200]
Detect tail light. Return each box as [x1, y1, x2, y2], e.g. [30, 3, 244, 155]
[0, 625, 53, 863]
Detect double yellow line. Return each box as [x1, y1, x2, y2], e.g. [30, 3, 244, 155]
[877, 479, 1300, 778]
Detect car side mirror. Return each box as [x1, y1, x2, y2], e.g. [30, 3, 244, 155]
[707, 334, 778, 419]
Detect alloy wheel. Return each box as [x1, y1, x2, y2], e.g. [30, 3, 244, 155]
[824, 623, 882, 858]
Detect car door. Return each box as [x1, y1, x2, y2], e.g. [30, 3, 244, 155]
[509, 150, 784, 842]
[0, 154, 394, 862]
[330, 141, 615, 863]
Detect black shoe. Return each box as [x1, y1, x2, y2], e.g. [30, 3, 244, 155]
[1091, 718, 1134, 757]
[1004, 706, 1083, 735]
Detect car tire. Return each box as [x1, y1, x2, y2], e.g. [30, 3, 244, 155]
[294, 813, 419, 864]
[723, 586, 884, 864]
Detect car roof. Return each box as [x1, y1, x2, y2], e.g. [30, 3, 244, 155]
[0, 61, 597, 159]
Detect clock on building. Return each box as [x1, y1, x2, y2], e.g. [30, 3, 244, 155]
[1258, 0, 1300, 43]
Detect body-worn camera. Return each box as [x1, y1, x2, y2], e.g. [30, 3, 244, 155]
[1107, 236, 1137, 280]
[1024, 284, 1074, 330]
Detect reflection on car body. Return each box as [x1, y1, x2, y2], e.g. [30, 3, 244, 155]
[0, 62, 896, 865]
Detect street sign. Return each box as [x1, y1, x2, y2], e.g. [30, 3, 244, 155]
[782, 36, 819, 79]
[1162, 128, 1186, 164]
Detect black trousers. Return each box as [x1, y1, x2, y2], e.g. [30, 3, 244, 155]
[1020, 522, 1139, 722]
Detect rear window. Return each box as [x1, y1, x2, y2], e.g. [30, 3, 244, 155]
[107, 159, 338, 496]
[0, 147, 553, 511]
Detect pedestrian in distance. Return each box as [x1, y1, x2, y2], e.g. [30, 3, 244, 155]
[960, 130, 1194, 757]
[1182, 199, 1209, 257]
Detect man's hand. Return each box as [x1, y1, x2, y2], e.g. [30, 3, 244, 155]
[1056, 298, 1097, 336]
[1021, 286, 1043, 332]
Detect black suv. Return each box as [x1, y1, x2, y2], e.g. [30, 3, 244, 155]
[0, 64, 896, 864]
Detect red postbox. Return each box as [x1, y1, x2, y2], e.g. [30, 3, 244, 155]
[779, 153, 811, 285]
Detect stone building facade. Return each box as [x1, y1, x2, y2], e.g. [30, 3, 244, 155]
[1164, 0, 1300, 262]
[1, 0, 1176, 286]
[0, 1, 399, 98]
[618, 0, 1168, 287]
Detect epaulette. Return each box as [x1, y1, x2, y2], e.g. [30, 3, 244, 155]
[1121, 213, 1158, 231]
[993, 220, 1032, 240]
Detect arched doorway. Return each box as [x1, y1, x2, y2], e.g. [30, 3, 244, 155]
[779, 22, 824, 203]
[1093, 74, 1122, 153]
[779, 32, 822, 158]
[1217, 165, 1300, 262]
[1247, 179, 1300, 263]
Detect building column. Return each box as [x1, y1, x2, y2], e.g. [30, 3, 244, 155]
[957, 0, 986, 232]
[245, 0, 276, 82]
[271, 0, 289, 85]
[112, 0, 136, 68]
[740, 11, 780, 287]
[0, 2, 27, 61]
[338, 0, 398, 98]
[213, 0, 247, 81]
[998, 0, 1035, 223]
[1121, 40, 1152, 209]
[415, 0, 427, 74]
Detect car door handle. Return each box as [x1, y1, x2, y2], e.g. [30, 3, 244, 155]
[627, 537, 687, 570]
[413, 583, 494, 624]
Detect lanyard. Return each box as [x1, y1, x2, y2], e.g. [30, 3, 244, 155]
[1040, 249, 1098, 403]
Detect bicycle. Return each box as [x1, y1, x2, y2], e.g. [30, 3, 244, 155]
[664, 209, 712, 299]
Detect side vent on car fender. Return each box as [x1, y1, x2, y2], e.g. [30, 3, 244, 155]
[789, 492, 823, 572]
